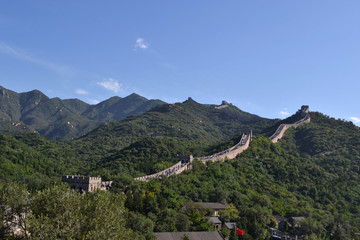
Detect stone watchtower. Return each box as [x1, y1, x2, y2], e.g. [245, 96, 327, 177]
[300, 105, 310, 117]
[176, 155, 193, 170]
[177, 155, 193, 164]
[62, 175, 102, 192]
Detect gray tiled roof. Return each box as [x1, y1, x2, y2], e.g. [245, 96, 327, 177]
[154, 231, 224, 240]
[195, 202, 229, 210]
[208, 216, 222, 224]
[224, 222, 236, 230]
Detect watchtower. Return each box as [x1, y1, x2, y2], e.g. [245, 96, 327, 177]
[176, 155, 193, 164]
[301, 105, 310, 117]
[62, 175, 102, 192]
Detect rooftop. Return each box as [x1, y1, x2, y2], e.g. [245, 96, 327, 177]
[208, 216, 222, 225]
[224, 222, 237, 230]
[194, 202, 229, 210]
[154, 232, 224, 240]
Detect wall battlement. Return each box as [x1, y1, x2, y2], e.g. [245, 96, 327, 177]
[62, 175, 111, 192]
[62, 175, 101, 182]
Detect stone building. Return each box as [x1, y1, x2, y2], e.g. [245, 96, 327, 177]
[194, 202, 230, 217]
[300, 105, 309, 117]
[155, 231, 224, 240]
[62, 175, 112, 192]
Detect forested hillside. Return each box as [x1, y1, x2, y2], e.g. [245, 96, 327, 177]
[113, 112, 360, 239]
[1, 103, 360, 239]
[0, 132, 80, 189]
[74, 98, 274, 165]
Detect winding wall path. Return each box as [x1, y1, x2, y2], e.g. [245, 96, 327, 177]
[134, 106, 310, 181]
[134, 161, 190, 182]
[198, 132, 251, 163]
[269, 110, 310, 143]
[135, 132, 252, 181]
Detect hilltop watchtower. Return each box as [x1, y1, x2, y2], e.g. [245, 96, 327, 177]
[301, 105, 309, 117]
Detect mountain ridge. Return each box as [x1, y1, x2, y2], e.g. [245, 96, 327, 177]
[1, 98, 360, 237]
[0, 86, 166, 140]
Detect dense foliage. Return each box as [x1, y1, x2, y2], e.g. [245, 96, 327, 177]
[0, 132, 81, 189]
[110, 112, 360, 239]
[0, 182, 153, 239]
[1, 99, 360, 239]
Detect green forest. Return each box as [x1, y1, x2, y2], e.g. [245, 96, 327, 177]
[1, 104, 360, 239]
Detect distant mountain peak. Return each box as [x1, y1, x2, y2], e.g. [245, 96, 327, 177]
[184, 97, 199, 104]
[125, 93, 148, 101]
[0, 86, 166, 140]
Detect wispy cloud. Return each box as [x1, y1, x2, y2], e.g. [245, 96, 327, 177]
[97, 78, 122, 94]
[349, 117, 360, 124]
[75, 88, 89, 95]
[89, 99, 100, 105]
[134, 38, 149, 50]
[0, 41, 72, 76]
[280, 111, 289, 117]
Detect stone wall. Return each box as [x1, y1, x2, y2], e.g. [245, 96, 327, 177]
[270, 106, 310, 143]
[198, 132, 251, 163]
[135, 132, 252, 181]
[134, 161, 190, 182]
[134, 106, 310, 182]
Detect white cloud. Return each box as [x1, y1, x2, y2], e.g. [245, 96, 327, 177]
[134, 38, 149, 50]
[89, 99, 100, 105]
[75, 88, 88, 95]
[280, 111, 289, 117]
[97, 78, 122, 93]
[0, 41, 72, 76]
[349, 117, 360, 123]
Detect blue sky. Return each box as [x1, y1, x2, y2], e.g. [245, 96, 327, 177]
[0, 1, 359, 125]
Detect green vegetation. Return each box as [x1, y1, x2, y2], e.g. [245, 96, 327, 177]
[74, 98, 274, 165]
[1, 92, 360, 239]
[0, 132, 80, 189]
[0, 182, 152, 239]
[110, 112, 360, 239]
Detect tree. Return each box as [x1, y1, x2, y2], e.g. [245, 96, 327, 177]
[28, 183, 134, 240]
[221, 227, 231, 238]
[181, 234, 191, 240]
[126, 211, 155, 240]
[174, 213, 190, 231]
[0, 182, 31, 239]
[219, 204, 239, 222]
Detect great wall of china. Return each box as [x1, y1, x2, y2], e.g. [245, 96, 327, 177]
[62, 106, 311, 188]
[134, 105, 311, 182]
[269, 105, 310, 143]
[198, 132, 252, 163]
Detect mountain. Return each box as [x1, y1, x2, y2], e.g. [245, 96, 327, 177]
[128, 111, 359, 238]
[81, 97, 275, 143]
[0, 86, 165, 140]
[73, 97, 276, 166]
[2, 108, 360, 238]
[81, 93, 165, 122]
